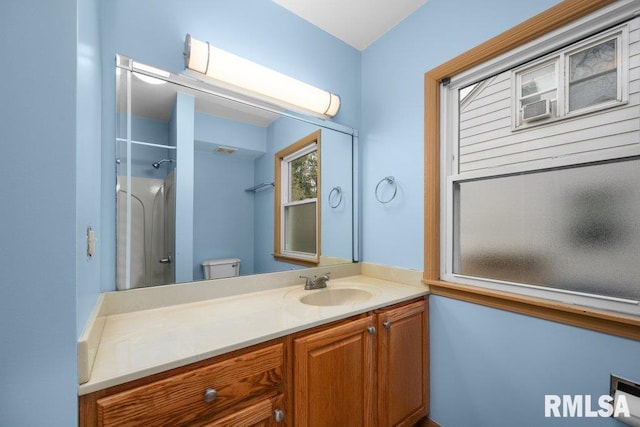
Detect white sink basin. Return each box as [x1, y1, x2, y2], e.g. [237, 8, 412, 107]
[299, 288, 373, 306]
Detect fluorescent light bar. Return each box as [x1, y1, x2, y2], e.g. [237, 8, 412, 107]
[183, 34, 340, 118]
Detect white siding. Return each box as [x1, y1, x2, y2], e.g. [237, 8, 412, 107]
[458, 18, 640, 173]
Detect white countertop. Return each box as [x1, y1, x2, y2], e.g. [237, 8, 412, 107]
[79, 275, 427, 395]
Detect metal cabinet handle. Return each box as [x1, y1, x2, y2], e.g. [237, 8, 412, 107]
[367, 326, 376, 335]
[159, 255, 172, 264]
[273, 409, 285, 423]
[203, 388, 217, 403]
[383, 320, 392, 329]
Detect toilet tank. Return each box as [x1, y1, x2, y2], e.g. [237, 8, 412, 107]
[202, 258, 241, 280]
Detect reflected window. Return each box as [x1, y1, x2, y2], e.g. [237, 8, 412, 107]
[275, 130, 320, 264]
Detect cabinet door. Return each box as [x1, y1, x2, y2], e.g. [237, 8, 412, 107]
[377, 299, 429, 427]
[294, 316, 376, 427]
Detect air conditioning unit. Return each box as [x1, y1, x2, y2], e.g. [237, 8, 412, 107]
[522, 99, 552, 122]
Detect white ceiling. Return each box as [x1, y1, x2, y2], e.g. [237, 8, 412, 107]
[273, 0, 429, 51]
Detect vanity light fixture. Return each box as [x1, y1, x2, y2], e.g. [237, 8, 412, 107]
[183, 34, 341, 118]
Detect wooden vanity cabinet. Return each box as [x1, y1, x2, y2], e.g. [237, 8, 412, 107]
[79, 298, 428, 427]
[377, 299, 429, 427]
[79, 340, 287, 427]
[293, 298, 429, 427]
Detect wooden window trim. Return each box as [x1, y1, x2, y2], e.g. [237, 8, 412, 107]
[274, 130, 321, 266]
[423, 0, 640, 341]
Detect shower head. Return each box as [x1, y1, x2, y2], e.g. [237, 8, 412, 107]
[152, 159, 173, 169]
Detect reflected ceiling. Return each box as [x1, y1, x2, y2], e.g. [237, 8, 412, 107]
[119, 70, 281, 127]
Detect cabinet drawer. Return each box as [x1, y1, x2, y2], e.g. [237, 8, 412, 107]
[203, 394, 285, 427]
[96, 343, 283, 426]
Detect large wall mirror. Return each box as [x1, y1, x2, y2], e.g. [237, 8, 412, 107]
[115, 55, 358, 290]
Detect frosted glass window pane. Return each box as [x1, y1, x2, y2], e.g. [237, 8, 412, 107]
[285, 202, 316, 254]
[454, 159, 640, 300]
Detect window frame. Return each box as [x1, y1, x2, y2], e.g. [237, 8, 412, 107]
[513, 59, 560, 127]
[443, 20, 637, 316]
[424, 0, 640, 332]
[511, 24, 628, 130]
[274, 130, 321, 266]
[564, 29, 627, 116]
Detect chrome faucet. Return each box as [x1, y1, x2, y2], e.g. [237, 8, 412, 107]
[300, 273, 331, 290]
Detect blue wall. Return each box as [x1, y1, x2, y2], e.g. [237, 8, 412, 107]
[361, 0, 562, 269]
[430, 297, 640, 426]
[0, 0, 80, 425]
[193, 150, 256, 279]
[361, 0, 640, 425]
[3, 0, 636, 425]
[320, 129, 353, 261]
[193, 113, 268, 280]
[76, 0, 103, 337]
[193, 119, 262, 279]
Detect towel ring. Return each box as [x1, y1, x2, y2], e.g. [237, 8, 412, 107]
[375, 176, 397, 204]
[328, 186, 343, 208]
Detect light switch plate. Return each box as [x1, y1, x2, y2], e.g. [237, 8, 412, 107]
[87, 227, 96, 258]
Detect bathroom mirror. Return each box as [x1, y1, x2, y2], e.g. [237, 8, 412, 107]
[115, 55, 357, 290]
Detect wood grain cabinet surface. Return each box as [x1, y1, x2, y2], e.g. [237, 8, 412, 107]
[293, 315, 377, 427]
[79, 298, 429, 427]
[293, 298, 429, 427]
[79, 341, 286, 426]
[377, 299, 429, 427]
[203, 394, 285, 427]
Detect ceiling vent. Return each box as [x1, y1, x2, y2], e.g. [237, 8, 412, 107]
[215, 146, 237, 154]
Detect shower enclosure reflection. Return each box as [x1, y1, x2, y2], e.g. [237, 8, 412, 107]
[115, 83, 180, 289]
[116, 169, 175, 288]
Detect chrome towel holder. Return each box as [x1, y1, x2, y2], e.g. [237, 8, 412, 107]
[375, 176, 397, 204]
[328, 186, 342, 208]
